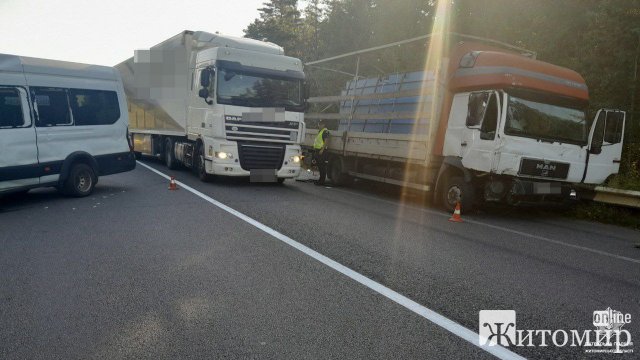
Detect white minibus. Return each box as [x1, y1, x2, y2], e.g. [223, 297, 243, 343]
[1, 54, 135, 197]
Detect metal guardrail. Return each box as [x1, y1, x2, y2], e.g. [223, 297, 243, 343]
[590, 186, 640, 209]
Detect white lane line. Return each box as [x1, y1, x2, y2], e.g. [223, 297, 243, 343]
[328, 187, 640, 265]
[136, 161, 524, 360]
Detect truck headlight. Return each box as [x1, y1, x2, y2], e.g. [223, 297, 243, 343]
[215, 152, 233, 160]
[290, 155, 302, 163]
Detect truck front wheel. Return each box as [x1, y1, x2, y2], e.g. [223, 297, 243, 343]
[329, 157, 352, 186]
[441, 175, 475, 213]
[197, 145, 213, 182]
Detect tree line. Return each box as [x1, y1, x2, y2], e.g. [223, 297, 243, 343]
[244, 0, 640, 179]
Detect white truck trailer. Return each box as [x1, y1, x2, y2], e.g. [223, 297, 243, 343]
[304, 35, 626, 211]
[116, 31, 306, 182]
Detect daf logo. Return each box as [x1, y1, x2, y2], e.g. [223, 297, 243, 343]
[232, 126, 239, 131]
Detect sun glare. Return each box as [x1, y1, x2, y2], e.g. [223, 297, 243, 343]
[399, 0, 452, 207]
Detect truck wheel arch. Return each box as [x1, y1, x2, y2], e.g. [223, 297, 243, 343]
[58, 152, 99, 187]
[433, 157, 473, 204]
[195, 138, 204, 153]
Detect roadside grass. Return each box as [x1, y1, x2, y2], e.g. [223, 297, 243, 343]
[577, 142, 640, 229]
[606, 142, 640, 191]
[606, 171, 640, 192]
[569, 201, 640, 230]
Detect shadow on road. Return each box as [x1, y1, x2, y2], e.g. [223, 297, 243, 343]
[0, 184, 130, 213]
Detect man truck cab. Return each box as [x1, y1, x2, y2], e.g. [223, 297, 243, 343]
[442, 51, 625, 208]
[0, 54, 135, 197]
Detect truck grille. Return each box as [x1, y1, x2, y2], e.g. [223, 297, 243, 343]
[518, 158, 569, 179]
[238, 143, 286, 170]
[225, 121, 300, 144]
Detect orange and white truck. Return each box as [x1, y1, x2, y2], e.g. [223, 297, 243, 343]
[304, 35, 626, 211]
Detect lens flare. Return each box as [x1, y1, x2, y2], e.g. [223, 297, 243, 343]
[399, 0, 452, 207]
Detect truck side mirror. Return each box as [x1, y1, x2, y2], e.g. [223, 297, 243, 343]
[303, 81, 310, 111]
[198, 88, 213, 105]
[200, 69, 212, 87]
[466, 92, 490, 128]
[303, 81, 310, 100]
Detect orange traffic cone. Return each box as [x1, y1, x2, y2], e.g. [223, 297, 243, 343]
[168, 176, 179, 190]
[448, 201, 463, 222]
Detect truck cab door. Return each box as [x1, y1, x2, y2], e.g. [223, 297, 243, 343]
[188, 66, 215, 136]
[460, 91, 501, 173]
[0, 87, 39, 191]
[583, 109, 625, 184]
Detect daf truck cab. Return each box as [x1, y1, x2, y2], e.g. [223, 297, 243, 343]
[117, 31, 306, 183]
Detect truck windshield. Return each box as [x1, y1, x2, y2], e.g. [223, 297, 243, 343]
[504, 94, 587, 145]
[217, 67, 303, 112]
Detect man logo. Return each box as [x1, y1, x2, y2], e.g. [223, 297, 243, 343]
[479, 310, 516, 347]
[536, 163, 557, 171]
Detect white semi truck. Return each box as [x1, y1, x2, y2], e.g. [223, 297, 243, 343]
[116, 30, 306, 182]
[304, 35, 626, 211]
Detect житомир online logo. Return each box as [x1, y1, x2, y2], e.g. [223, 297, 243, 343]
[479, 308, 633, 354]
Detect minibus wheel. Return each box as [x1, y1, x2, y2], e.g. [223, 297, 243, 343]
[64, 163, 96, 197]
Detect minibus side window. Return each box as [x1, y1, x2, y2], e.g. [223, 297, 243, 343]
[69, 89, 120, 126]
[0, 88, 25, 128]
[32, 87, 72, 127]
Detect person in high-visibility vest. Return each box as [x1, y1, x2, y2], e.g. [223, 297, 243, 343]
[313, 120, 330, 185]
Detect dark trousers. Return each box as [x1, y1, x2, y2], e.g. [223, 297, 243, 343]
[314, 150, 328, 184]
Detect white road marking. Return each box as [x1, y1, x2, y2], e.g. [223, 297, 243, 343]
[328, 187, 640, 265]
[136, 161, 525, 360]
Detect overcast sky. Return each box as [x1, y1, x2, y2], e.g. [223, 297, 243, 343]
[0, 0, 267, 66]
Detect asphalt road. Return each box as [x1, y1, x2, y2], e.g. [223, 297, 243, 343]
[1, 159, 639, 359]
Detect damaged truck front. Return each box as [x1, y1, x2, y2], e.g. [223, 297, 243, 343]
[303, 35, 626, 211]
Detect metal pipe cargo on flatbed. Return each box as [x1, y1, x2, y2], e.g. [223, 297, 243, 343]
[116, 30, 306, 182]
[303, 33, 626, 211]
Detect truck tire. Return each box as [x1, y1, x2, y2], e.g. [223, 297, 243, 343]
[165, 138, 178, 169]
[63, 163, 96, 197]
[329, 157, 352, 186]
[441, 175, 474, 213]
[197, 145, 213, 182]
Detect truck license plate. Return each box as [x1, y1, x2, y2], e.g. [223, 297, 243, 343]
[533, 182, 561, 194]
[250, 169, 277, 183]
